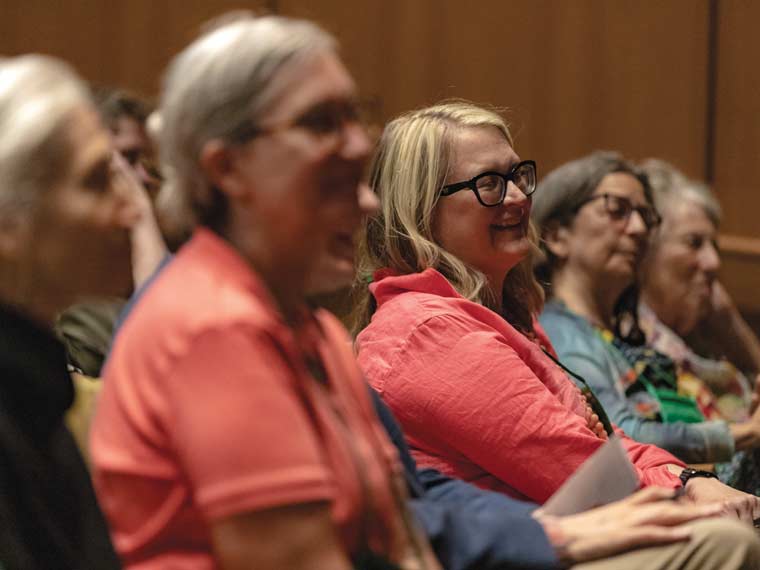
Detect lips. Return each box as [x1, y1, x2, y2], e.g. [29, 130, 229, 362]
[491, 221, 522, 230]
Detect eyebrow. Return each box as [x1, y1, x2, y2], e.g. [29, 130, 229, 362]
[466, 158, 520, 178]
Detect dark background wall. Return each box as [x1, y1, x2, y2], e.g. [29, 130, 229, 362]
[2, 0, 758, 322]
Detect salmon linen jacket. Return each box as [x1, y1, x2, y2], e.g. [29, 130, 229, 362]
[355, 268, 684, 504]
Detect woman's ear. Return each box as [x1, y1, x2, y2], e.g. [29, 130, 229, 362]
[543, 220, 571, 260]
[199, 140, 249, 200]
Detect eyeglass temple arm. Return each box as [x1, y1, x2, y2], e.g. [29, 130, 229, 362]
[440, 183, 468, 196]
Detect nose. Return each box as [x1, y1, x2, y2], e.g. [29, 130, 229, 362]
[625, 209, 649, 236]
[699, 240, 721, 274]
[338, 120, 372, 162]
[502, 180, 529, 208]
[357, 182, 379, 216]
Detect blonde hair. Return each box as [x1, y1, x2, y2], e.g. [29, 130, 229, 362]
[351, 100, 543, 335]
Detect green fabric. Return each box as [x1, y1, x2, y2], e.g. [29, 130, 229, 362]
[55, 298, 125, 376]
[645, 385, 706, 424]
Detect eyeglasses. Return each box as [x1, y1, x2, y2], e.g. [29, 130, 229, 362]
[576, 193, 661, 230]
[440, 160, 537, 207]
[227, 98, 367, 147]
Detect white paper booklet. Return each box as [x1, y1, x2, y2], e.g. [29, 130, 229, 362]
[541, 435, 639, 516]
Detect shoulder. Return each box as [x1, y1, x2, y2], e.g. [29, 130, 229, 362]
[539, 301, 601, 357]
[122, 257, 278, 356]
[359, 293, 508, 363]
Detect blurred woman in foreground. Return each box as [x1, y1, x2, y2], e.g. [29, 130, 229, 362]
[91, 14, 439, 570]
[0, 55, 133, 569]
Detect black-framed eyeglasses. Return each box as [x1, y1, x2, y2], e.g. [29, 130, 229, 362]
[440, 160, 537, 207]
[227, 98, 368, 145]
[576, 193, 661, 230]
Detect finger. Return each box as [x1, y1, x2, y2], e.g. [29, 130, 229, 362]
[720, 499, 753, 524]
[736, 497, 758, 524]
[629, 501, 723, 527]
[625, 486, 681, 506]
[601, 525, 693, 556]
[728, 496, 760, 524]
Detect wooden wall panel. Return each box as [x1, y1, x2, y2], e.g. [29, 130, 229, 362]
[0, 0, 268, 97]
[0, 0, 712, 175]
[281, 0, 710, 177]
[713, 0, 760, 316]
[714, 0, 760, 238]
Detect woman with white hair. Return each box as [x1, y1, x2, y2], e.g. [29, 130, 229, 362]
[639, 159, 760, 493]
[91, 13, 439, 570]
[0, 55, 134, 569]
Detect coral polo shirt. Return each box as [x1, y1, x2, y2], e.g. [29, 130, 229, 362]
[91, 229, 412, 569]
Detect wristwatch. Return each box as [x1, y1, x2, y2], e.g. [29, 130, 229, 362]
[679, 468, 718, 487]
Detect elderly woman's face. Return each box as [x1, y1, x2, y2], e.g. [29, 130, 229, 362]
[560, 173, 651, 286]
[229, 52, 374, 292]
[643, 199, 719, 335]
[8, 105, 136, 320]
[432, 126, 531, 282]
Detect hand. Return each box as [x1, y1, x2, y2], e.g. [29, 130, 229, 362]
[111, 152, 168, 289]
[582, 398, 608, 440]
[535, 487, 722, 564]
[705, 281, 738, 325]
[730, 401, 760, 451]
[684, 475, 760, 523]
[750, 375, 760, 415]
[111, 152, 153, 219]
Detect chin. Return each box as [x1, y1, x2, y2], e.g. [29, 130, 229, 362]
[496, 236, 531, 258]
[307, 260, 355, 296]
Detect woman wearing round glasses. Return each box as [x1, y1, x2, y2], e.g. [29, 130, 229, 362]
[351, 102, 760, 522]
[534, 151, 760, 496]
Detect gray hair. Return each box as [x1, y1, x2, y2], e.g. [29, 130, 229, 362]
[0, 55, 90, 222]
[531, 151, 653, 345]
[639, 158, 721, 227]
[157, 12, 336, 231]
[531, 151, 652, 267]
[531, 150, 653, 231]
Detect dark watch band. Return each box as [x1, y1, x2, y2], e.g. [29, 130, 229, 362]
[679, 468, 718, 487]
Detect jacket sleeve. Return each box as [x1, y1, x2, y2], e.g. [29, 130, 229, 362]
[369, 387, 560, 570]
[379, 312, 630, 504]
[553, 344, 735, 466]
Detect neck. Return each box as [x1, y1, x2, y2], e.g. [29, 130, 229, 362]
[551, 264, 626, 329]
[640, 288, 680, 334]
[221, 220, 306, 326]
[484, 270, 506, 312]
[0, 263, 59, 327]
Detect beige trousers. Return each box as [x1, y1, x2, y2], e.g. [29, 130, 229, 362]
[574, 518, 760, 570]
